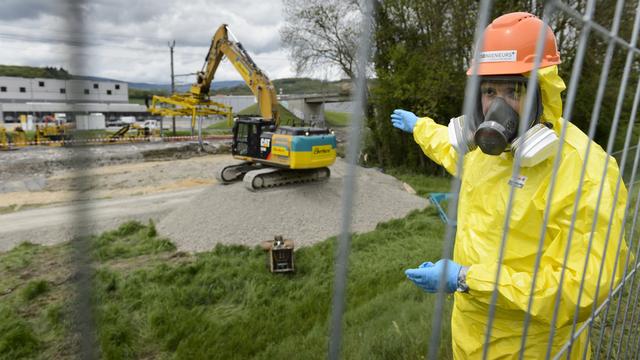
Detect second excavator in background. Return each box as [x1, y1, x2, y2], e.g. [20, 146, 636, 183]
[191, 24, 337, 190]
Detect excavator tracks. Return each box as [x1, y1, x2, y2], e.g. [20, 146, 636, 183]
[243, 167, 330, 191]
[217, 163, 259, 183]
[217, 162, 330, 191]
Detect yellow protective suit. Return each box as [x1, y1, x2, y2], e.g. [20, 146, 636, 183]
[412, 66, 629, 359]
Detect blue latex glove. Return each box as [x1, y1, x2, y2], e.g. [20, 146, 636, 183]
[405, 259, 462, 293]
[390, 109, 418, 133]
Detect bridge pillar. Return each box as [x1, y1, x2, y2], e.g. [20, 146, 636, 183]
[304, 102, 325, 127]
[280, 99, 325, 127]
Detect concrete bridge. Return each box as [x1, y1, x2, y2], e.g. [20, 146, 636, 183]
[279, 93, 351, 127]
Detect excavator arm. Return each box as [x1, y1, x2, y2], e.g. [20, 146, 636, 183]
[191, 24, 280, 125]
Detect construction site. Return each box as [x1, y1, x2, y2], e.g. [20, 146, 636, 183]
[0, 138, 426, 251]
[0, 13, 439, 359]
[4, 1, 640, 359]
[0, 21, 418, 251]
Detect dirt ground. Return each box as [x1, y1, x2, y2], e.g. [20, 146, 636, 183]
[0, 142, 238, 250]
[1, 156, 227, 210]
[0, 142, 231, 211]
[0, 130, 425, 253]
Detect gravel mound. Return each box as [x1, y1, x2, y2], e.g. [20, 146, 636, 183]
[157, 159, 427, 252]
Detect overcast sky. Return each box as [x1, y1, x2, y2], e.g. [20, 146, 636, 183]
[0, 0, 331, 85]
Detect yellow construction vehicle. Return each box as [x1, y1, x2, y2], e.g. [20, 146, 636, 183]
[149, 93, 233, 130]
[34, 116, 70, 146]
[0, 127, 7, 150]
[196, 24, 336, 190]
[109, 123, 153, 142]
[12, 126, 28, 147]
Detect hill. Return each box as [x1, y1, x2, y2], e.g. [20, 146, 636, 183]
[0, 65, 244, 91]
[0, 65, 72, 79]
[127, 80, 244, 92]
[212, 77, 351, 96]
[237, 103, 303, 126]
[0, 65, 354, 101]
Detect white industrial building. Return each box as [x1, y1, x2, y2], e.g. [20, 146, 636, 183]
[0, 76, 351, 128]
[0, 76, 148, 124]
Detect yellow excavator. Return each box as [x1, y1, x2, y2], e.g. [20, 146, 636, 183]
[196, 24, 337, 190]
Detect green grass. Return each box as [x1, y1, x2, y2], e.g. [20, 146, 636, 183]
[0, 225, 453, 358]
[206, 120, 233, 130]
[20, 280, 50, 302]
[325, 111, 350, 127]
[91, 220, 175, 262]
[0, 305, 40, 359]
[0, 171, 454, 359]
[3, 170, 637, 358]
[0, 242, 74, 359]
[0, 65, 71, 79]
[89, 208, 451, 360]
[386, 169, 452, 197]
[129, 98, 143, 105]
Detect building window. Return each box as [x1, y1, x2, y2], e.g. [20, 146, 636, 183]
[84, 89, 90, 94]
[39, 81, 45, 87]
[107, 90, 112, 95]
[115, 84, 120, 90]
[60, 88, 66, 94]
[0, 86, 6, 92]
[93, 83, 99, 89]
[19, 87, 26, 93]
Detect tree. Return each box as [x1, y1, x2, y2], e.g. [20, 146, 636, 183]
[366, 0, 640, 172]
[367, 0, 482, 173]
[281, 0, 362, 79]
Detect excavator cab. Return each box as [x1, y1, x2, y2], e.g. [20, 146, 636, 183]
[232, 117, 275, 159]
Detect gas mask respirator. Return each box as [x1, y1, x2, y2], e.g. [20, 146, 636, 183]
[448, 76, 559, 168]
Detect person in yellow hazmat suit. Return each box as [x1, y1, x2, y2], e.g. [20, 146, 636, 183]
[392, 12, 629, 359]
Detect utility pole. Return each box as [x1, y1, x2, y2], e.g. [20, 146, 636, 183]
[169, 40, 176, 135]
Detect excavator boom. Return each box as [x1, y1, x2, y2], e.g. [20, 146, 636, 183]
[191, 24, 279, 125]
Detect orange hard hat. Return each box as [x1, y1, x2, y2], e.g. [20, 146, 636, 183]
[467, 12, 561, 75]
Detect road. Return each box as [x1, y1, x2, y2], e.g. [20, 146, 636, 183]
[0, 187, 205, 251]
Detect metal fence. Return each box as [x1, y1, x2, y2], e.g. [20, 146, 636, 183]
[21, 0, 640, 359]
[331, 0, 640, 359]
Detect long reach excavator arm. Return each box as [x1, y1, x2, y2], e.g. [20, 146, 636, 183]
[191, 24, 279, 125]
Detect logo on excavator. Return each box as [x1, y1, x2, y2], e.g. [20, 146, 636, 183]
[260, 138, 271, 152]
[272, 146, 289, 156]
[312, 145, 333, 156]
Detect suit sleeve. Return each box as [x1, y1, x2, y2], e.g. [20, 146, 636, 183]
[412, 117, 459, 176]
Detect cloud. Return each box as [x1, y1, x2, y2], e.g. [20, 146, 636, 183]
[0, 0, 301, 83]
[0, 0, 65, 21]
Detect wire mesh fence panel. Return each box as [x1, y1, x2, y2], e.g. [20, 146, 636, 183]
[6, 0, 640, 359]
[422, 0, 640, 359]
